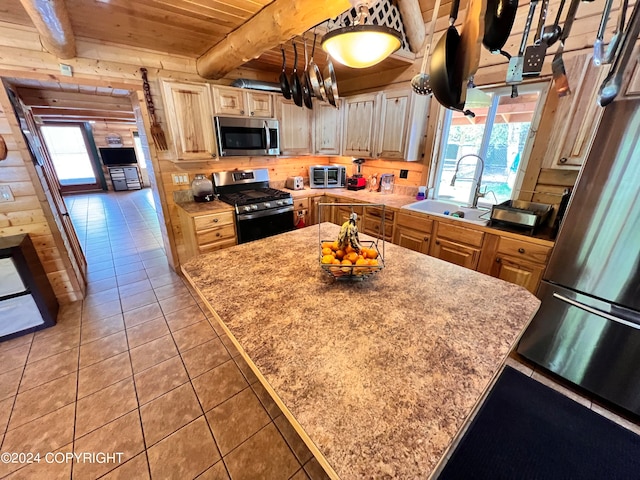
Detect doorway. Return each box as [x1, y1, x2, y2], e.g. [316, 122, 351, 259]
[40, 124, 104, 193]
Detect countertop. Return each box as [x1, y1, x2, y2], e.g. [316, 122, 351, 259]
[181, 224, 541, 479]
[176, 188, 556, 245]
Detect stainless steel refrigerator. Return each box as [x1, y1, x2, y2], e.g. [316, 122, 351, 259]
[517, 98, 640, 415]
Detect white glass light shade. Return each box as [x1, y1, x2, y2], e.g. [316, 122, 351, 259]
[321, 25, 402, 69]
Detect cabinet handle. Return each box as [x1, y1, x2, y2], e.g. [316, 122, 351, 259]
[496, 257, 502, 263]
[424, 237, 429, 242]
[240, 110, 245, 115]
[250, 111, 255, 116]
[559, 157, 568, 164]
[213, 218, 219, 223]
[518, 247, 525, 253]
[435, 240, 440, 245]
[215, 232, 221, 237]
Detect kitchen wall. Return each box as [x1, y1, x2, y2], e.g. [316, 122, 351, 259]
[0, 86, 84, 303]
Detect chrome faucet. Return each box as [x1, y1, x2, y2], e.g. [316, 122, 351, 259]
[449, 154, 488, 209]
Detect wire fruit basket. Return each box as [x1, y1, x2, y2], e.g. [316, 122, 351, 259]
[317, 203, 385, 281]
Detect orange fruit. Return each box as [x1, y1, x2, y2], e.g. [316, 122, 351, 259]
[322, 242, 334, 250]
[331, 258, 341, 264]
[368, 259, 378, 266]
[321, 254, 334, 264]
[331, 241, 340, 251]
[346, 252, 359, 263]
[355, 258, 367, 266]
[335, 249, 345, 259]
[341, 259, 352, 265]
[366, 248, 378, 259]
[322, 247, 334, 256]
[345, 245, 355, 254]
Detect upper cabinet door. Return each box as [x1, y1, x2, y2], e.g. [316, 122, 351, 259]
[313, 100, 342, 155]
[161, 81, 216, 161]
[212, 87, 274, 117]
[342, 93, 380, 157]
[377, 90, 410, 159]
[246, 92, 273, 117]
[212, 86, 247, 116]
[544, 53, 608, 168]
[276, 97, 312, 155]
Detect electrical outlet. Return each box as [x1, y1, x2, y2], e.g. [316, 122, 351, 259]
[172, 174, 190, 185]
[400, 169, 409, 179]
[0, 185, 14, 202]
[59, 63, 73, 77]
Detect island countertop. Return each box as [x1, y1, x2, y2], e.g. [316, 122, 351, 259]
[181, 224, 540, 479]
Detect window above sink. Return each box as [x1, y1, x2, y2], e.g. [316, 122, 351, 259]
[433, 83, 546, 207]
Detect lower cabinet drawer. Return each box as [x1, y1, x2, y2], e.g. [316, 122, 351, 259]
[197, 224, 236, 246]
[194, 212, 234, 231]
[199, 238, 237, 254]
[436, 222, 484, 248]
[497, 237, 552, 264]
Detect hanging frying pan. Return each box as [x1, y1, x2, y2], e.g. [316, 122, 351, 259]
[483, 0, 518, 54]
[324, 56, 339, 107]
[280, 47, 291, 99]
[429, 0, 463, 111]
[290, 41, 303, 107]
[309, 33, 327, 102]
[301, 36, 313, 109]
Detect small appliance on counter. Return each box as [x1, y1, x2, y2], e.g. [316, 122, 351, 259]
[285, 176, 304, 190]
[191, 174, 214, 202]
[379, 173, 394, 194]
[309, 165, 346, 188]
[347, 158, 367, 191]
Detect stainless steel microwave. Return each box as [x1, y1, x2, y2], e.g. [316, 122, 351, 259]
[214, 116, 280, 157]
[309, 165, 346, 188]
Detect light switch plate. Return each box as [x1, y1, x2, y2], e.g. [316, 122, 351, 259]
[172, 174, 190, 185]
[0, 185, 14, 202]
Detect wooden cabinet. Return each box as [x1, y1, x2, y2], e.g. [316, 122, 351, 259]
[376, 89, 429, 161]
[543, 53, 608, 168]
[310, 195, 337, 225]
[362, 206, 394, 241]
[276, 97, 313, 155]
[179, 208, 237, 260]
[161, 81, 216, 161]
[313, 100, 342, 155]
[342, 92, 380, 157]
[393, 212, 433, 254]
[212, 86, 273, 117]
[430, 222, 484, 270]
[480, 235, 552, 293]
[624, 51, 640, 97]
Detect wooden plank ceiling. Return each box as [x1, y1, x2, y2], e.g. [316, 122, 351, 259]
[1, 0, 632, 88]
[9, 78, 135, 123]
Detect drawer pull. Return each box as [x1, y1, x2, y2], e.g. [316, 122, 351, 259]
[496, 257, 501, 263]
[215, 232, 221, 237]
[240, 110, 245, 115]
[213, 218, 219, 223]
[518, 248, 525, 253]
[424, 237, 429, 242]
[435, 240, 440, 245]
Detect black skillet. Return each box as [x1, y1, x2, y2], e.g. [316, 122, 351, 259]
[290, 42, 303, 107]
[429, 0, 463, 111]
[280, 47, 291, 99]
[483, 0, 519, 54]
[301, 37, 313, 109]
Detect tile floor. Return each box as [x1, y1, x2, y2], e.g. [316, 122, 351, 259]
[2, 189, 639, 480]
[0, 190, 326, 480]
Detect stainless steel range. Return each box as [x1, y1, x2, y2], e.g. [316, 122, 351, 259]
[213, 169, 294, 244]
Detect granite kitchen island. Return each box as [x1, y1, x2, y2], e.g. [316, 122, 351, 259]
[181, 223, 541, 479]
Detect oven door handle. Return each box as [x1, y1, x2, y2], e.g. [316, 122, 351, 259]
[237, 206, 293, 220]
[264, 121, 271, 151]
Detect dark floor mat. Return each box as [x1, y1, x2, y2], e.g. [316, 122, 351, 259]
[438, 366, 640, 480]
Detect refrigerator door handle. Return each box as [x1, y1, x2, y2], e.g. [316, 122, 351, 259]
[553, 293, 640, 330]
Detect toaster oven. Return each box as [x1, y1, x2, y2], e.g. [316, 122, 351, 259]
[309, 165, 346, 188]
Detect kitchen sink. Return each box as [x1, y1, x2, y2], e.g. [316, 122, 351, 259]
[401, 199, 491, 225]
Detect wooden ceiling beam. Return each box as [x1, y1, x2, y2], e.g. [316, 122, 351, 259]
[196, 0, 351, 80]
[31, 107, 136, 121]
[397, 0, 426, 52]
[18, 0, 76, 59]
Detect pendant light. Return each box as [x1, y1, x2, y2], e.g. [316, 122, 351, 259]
[321, 0, 402, 69]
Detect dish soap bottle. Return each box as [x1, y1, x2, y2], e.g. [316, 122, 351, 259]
[191, 174, 214, 202]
